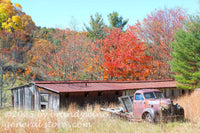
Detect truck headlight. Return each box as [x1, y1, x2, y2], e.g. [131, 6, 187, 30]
[161, 104, 169, 110]
[176, 104, 181, 109]
[161, 106, 165, 110]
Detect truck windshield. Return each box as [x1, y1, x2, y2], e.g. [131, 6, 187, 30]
[144, 92, 164, 99]
[154, 92, 164, 98]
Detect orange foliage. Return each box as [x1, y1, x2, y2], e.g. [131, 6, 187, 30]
[26, 29, 92, 80]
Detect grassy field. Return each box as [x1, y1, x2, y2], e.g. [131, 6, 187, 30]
[0, 91, 200, 133]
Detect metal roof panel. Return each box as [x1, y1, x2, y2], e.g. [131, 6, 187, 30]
[34, 80, 177, 93]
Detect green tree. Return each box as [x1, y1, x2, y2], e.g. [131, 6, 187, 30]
[170, 16, 200, 89]
[108, 12, 128, 30]
[84, 13, 106, 41]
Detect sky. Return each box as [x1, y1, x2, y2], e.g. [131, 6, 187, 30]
[11, 0, 200, 30]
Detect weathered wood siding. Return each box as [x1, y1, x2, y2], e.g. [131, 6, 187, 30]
[165, 88, 184, 98]
[48, 93, 60, 111]
[36, 87, 60, 111]
[12, 84, 40, 110]
[24, 86, 32, 110]
[12, 84, 60, 111]
[13, 89, 18, 108]
[123, 90, 136, 96]
[34, 86, 40, 110]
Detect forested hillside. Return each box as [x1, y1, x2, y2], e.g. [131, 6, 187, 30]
[1, 0, 199, 106]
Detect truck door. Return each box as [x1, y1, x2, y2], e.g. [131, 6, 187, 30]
[133, 93, 145, 117]
[118, 95, 133, 113]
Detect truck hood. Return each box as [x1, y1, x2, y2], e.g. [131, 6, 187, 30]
[146, 98, 171, 105]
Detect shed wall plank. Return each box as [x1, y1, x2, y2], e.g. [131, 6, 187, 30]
[24, 86, 32, 110]
[13, 89, 18, 108]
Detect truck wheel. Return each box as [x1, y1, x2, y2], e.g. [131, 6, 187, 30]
[145, 113, 154, 123]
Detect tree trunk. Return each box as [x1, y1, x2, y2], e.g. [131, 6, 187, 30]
[0, 87, 2, 107]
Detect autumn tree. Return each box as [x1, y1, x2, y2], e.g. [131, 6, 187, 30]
[86, 39, 105, 80]
[84, 13, 106, 41]
[108, 12, 128, 30]
[46, 29, 92, 80]
[26, 29, 93, 81]
[33, 27, 56, 42]
[170, 16, 200, 89]
[25, 39, 54, 81]
[93, 26, 151, 80]
[0, 0, 35, 106]
[135, 7, 187, 79]
[0, 30, 25, 106]
[0, 0, 35, 33]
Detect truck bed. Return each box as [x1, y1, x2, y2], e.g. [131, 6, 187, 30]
[100, 95, 141, 121]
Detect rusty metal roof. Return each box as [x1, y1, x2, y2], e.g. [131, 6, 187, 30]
[34, 80, 177, 93]
[34, 79, 173, 84]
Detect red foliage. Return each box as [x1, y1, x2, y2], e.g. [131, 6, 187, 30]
[96, 26, 151, 80]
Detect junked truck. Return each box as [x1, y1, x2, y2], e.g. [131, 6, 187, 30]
[101, 89, 184, 122]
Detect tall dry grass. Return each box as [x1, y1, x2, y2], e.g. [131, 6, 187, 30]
[0, 92, 200, 133]
[175, 90, 200, 123]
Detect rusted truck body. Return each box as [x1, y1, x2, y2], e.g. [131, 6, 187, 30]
[101, 89, 184, 122]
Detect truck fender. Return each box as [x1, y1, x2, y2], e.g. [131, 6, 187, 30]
[141, 108, 157, 120]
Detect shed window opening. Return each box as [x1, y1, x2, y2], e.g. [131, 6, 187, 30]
[41, 105, 46, 110]
[41, 94, 48, 103]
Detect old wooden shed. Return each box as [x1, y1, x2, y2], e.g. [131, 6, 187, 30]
[10, 80, 188, 111]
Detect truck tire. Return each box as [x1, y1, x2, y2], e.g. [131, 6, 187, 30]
[145, 113, 154, 123]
